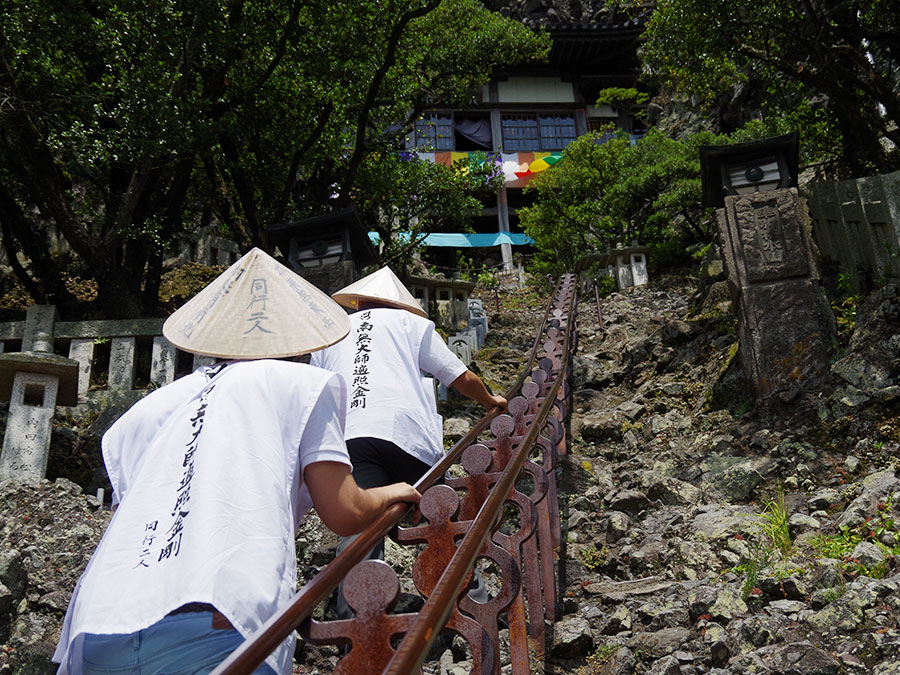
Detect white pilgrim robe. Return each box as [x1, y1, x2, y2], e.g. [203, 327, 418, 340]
[310, 307, 467, 466]
[54, 359, 350, 674]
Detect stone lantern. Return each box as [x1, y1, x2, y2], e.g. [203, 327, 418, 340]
[268, 206, 379, 294]
[699, 132, 799, 208]
[0, 322, 79, 483]
[699, 132, 835, 399]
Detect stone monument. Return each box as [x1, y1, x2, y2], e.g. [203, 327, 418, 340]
[718, 190, 836, 397]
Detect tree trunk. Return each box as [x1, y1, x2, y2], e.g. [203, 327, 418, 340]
[94, 261, 145, 318]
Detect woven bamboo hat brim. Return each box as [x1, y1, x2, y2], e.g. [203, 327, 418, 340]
[163, 248, 350, 359]
[331, 267, 427, 318]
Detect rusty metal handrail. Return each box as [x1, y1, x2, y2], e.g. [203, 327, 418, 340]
[407, 275, 561, 493]
[384, 277, 576, 674]
[593, 279, 606, 330]
[501, 282, 557, 399]
[212, 278, 569, 675]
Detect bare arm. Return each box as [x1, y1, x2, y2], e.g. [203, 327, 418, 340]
[304, 461, 421, 537]
[450, 370, 507, 414]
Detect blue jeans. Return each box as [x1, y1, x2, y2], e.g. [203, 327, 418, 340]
[81, 611, 277, 675]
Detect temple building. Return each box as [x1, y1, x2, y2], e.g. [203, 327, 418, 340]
[408, 4, 649, 273]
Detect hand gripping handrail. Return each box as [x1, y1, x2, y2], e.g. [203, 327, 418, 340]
[212, 276, 573, 675]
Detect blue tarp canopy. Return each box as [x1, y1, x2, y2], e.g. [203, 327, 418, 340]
[368, 232, 534, 247]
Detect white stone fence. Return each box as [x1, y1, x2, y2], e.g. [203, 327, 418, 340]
[0, 305, 212, 408]
[0, 299, 489, 483]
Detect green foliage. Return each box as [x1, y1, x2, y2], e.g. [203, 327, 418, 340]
[831, 272, 862, 344]
[158, 263, 228, 312]
[594, 275, 617, 298]
[818, 583, 847, 605]
[734, 539, 774, 600]
[639, 0, 900, 175]
[758, 491, 792, 558]
[732, 490, 792, 598]
[810, 500, 900, 579]
[356, 151, 504, 276]
[578, 644, 619, 674]
[0, 272, 34, 317]
[519, 131, 630, 276]
[691, 242, 713, 261]
[499, 284, 544, 312]
[596, 87, 649, 127]
[476, 270, 499, 288]
[596, 88, 649, 107]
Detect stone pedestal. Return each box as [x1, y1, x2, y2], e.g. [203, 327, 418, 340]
[0, 372, 60, 481]
[718, 188, 835, 398]
[0, 351, 79, 483]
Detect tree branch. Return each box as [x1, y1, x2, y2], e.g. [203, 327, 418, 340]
[342, 0, 441, 197]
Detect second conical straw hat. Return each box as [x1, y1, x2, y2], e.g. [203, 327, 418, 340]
[331, 267, 427, 317]
[163, 248, 350, 359]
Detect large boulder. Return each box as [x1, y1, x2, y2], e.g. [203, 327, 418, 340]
[831, 284, 900, 394]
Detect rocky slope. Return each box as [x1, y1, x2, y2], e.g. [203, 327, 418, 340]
[550, 275, 900, 675]
[1, 271, 899, 674]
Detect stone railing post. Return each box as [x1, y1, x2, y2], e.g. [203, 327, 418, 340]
[68, 338, 94, 395]
[151, 336, 176, 386]
[108, 337, 136, 390]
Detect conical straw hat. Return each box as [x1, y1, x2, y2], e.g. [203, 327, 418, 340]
[331, 267, 427, 317]
[163, 248, 350, 359]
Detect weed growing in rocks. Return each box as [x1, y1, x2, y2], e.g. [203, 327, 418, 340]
[810, 500, 900, 579]
[818, 580, 848, 604]
[758, 489, 792, 557]
[577, 643, 618, 674]
[578, 544, 608, 571]
[735, 539, 774, 599]
[831, 272, 862, 345]
[732, 490, 793, 598]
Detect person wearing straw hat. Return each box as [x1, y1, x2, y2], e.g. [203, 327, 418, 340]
[310, 266, 506, 620]
[53, 249, 420, 675]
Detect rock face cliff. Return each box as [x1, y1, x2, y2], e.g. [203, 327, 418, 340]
[2, 272, 899, 674]
[482, 0, 645, 29]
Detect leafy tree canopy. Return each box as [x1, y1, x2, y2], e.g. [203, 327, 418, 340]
[0, 0, 548, 317]
[519, 121, 784, 275]
[354, 151, 504, 277]
[637, 0, 900, 176]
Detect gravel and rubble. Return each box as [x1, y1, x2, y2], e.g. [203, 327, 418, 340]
[1, 274, 899, 674]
